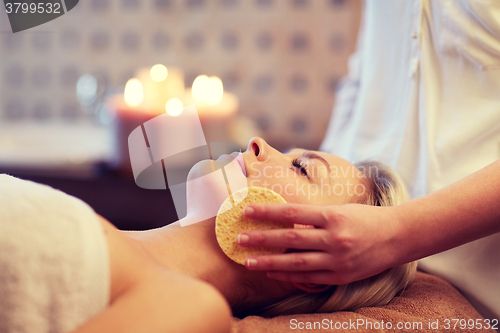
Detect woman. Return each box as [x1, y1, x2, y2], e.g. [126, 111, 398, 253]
[0, 137, 416, 333]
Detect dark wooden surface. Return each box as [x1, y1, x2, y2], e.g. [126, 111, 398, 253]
[0, 166, 179, 231]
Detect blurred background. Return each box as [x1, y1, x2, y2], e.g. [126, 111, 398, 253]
[0, 0, 361, 229]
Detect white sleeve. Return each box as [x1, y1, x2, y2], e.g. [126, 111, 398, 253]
[320, 2, 366, 153]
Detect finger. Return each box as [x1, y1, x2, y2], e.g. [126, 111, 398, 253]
[237, 228, 329, 251]
[243, 203, 330, 228]
[266, 270, 340, 285]
[244, 252, 333, 271]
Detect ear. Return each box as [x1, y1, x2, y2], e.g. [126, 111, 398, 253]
[292, 282, 332, 293]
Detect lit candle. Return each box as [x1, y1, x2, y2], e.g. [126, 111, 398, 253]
[165, 98, 184, 117]
[135, 65, 185, 113]
[183, 75, 239, 119]
[109, 67, 240, 172]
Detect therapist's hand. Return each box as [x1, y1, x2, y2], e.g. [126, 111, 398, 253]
[237, 203, 406, 285]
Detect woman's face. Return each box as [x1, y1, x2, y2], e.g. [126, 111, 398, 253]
[185, 137, 367, 222]
[240, 137, 367, 206]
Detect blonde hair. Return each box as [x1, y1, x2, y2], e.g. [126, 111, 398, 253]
[252, 161, 417, 317]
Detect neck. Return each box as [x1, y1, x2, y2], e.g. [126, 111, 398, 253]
[124, 214, 253, 309]
[123, 213, 298, 314]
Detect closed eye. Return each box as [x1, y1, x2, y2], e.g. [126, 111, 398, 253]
[292, 158, 309, 178]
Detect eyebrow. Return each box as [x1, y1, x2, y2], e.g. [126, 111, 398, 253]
[284, 148, 331, 171]
[286, 149, 331, 182]
[302, 152, 331, 173]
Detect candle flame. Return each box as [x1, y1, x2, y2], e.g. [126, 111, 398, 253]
[165, 98, 184, 116]
[150, 64, 169, 82]
[124, 78, 144, 107]
[192, 75, 224, 105]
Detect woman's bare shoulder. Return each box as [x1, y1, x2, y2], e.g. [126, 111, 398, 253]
[96, 214, 161, 302]
[82, 215, 232, 333]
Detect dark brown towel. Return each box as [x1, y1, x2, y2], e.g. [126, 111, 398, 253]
[232, 272, 495, 333]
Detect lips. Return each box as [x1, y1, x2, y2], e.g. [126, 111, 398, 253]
[230, 152, 247, 177]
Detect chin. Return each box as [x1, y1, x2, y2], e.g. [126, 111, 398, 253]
[185, 158, 249, 221]
[187, 159, 215, 182]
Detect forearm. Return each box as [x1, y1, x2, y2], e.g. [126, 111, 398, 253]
[394, 160, 500, 265]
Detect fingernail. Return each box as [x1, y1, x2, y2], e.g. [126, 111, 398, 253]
[237, 234, 249, 245]
[245, 258, 257, 267]
[244, 206, 255, 216]
[267, 272, 276, 278]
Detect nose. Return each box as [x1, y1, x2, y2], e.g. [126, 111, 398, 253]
[246, 137, 269, 162]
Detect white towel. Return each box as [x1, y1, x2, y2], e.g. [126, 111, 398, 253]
[0, 174, 110, 333]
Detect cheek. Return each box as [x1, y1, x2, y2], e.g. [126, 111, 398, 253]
[281, 180, 341, 206]
[247, 177, 312, 205]
[246, 165, 321, 204]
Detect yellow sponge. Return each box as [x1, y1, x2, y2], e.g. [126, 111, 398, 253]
[215, 187, 291, 265]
